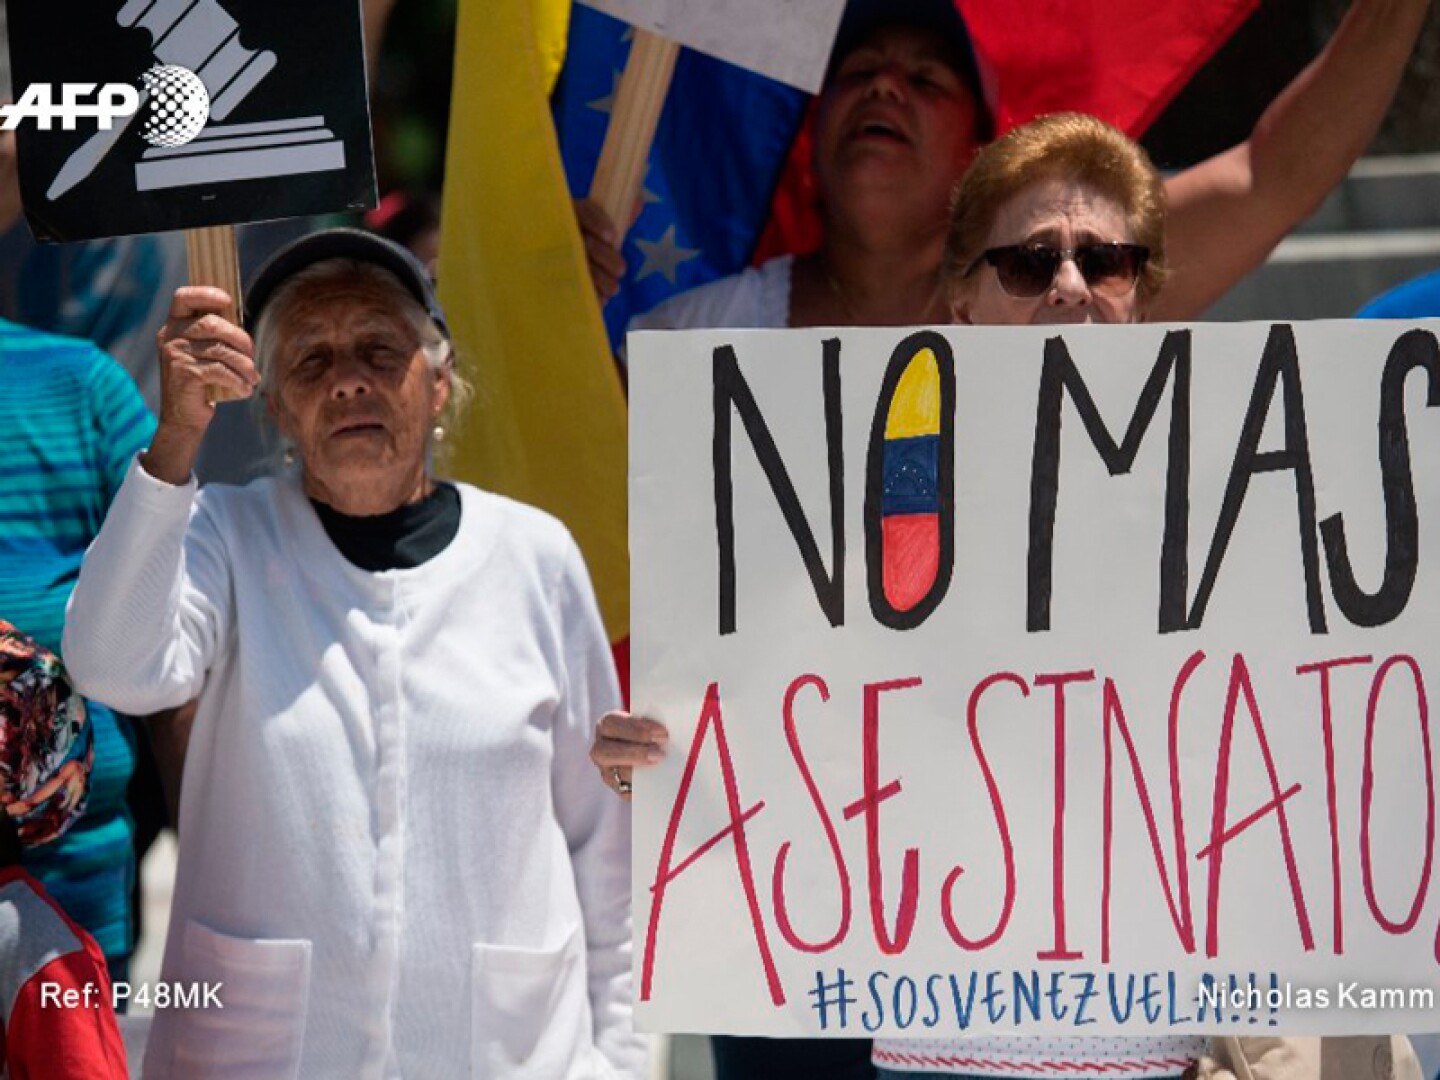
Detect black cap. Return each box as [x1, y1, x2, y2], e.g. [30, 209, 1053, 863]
[244, 227, 449, 339]
[829, 0, 986, 127]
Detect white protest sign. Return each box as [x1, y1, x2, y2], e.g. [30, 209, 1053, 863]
[629, 319, 1440, 1038]
[578, 0, 846, 92]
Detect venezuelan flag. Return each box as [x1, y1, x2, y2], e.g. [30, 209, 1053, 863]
[879, 347, 944, 614]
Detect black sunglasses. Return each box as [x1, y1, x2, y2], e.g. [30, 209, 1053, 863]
[969, 242, 1150, 299]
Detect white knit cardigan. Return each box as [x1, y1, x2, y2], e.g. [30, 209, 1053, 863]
[65, 460, 644, 1079]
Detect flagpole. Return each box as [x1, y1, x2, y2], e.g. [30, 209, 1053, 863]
[186, 224, 246, 404]
[587, 27, 679, 232]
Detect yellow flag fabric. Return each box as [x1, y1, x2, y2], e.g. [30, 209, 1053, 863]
[533, 0, 570, 95]
[439, 0, 630, 642]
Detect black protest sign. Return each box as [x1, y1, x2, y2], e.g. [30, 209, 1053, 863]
[10, 0, 375, 242]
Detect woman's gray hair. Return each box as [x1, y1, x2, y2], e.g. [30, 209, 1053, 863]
[253, 256, 472, 445]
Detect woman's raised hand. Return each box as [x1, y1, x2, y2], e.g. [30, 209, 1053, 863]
[142, 287, 258, 485]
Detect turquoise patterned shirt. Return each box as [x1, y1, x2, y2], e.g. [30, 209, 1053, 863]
[0, 319, 155, 961]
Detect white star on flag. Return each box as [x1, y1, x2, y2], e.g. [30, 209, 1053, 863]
[588, 70, 621, 115]
[634, 224, 700, 285]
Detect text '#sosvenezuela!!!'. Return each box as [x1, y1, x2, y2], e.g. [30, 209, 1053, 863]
[805, 967, 1440, 1033]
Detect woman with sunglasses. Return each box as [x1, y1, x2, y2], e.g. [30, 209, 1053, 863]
[946, 113, 1163, 331]
[869, 110, 1425, 1080]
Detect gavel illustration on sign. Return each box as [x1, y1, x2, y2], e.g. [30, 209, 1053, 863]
[119, 0, 277, 118]
[49, 0, 277, 200]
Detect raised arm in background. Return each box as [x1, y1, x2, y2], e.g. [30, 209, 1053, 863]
[1156, 0, 1431, 320]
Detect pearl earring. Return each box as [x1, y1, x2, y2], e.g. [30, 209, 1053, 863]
[432, 425, 445, 443]
[284, 447, 295, 466]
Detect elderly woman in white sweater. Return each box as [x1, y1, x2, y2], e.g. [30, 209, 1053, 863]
[63, 228, 644, 1079]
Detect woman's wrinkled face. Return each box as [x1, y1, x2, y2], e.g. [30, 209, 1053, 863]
[814, 25, 981, 210]
[953, 176, 1145, 326]
[266, 276, 448, 501]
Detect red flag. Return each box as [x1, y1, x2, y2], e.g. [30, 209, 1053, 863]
[957, 0, 1258, 136]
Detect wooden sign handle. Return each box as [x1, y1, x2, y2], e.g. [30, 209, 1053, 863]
[587, 28, 680, 235]
[185, 225, 246, 405]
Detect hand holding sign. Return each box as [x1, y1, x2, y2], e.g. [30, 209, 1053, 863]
[575, 196, 640, 303]
[591, 710, 670, 799]
[143, 286, 257, 485]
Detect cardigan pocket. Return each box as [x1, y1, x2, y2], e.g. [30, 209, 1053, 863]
[470, 923, 599, 1078]
[170, 919, 312, 1080]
